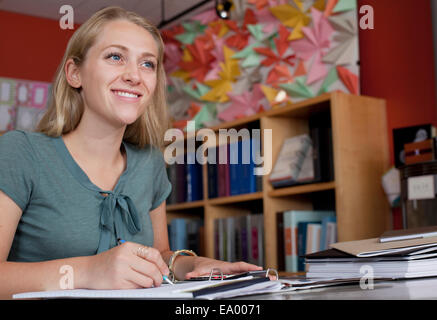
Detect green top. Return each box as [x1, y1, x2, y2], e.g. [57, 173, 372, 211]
[0, 130, 172, 262]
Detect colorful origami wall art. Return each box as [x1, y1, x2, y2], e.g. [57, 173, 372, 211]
[0, 77, 51, 132]
[162, 0, 360, 131]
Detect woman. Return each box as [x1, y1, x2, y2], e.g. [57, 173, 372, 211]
[0, 6, 261, 299]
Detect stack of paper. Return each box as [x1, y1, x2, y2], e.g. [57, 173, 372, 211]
[305, 234, 437, 279]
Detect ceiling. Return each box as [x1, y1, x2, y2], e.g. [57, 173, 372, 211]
[0, 0, 216, 28]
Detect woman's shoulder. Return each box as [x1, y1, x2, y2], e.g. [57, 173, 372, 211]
[0, 130, 54, 158]
[0, 130, 52, 147]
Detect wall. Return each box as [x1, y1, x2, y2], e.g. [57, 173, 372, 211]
[432, 0, 437, 109]
[358, 0, 437, 164]
[0, 10, 78, 83]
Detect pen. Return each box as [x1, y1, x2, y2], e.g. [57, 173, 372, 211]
[117, 239, 174, 285]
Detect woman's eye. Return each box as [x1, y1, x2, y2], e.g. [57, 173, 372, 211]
[106, 53, 122, 62]
[142, 61, 155, 70]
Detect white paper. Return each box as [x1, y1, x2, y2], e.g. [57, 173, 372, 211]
[408, 175, 435, 200]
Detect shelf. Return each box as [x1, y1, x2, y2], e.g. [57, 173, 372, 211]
[268, 181, 336, 198]
[166, 200, 204, 211]
[207, 191, 263, 205]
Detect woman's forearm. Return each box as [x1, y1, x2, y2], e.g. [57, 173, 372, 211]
[0, 256, 90, 299]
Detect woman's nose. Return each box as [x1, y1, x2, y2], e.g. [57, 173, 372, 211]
[121, 61, 141, 85]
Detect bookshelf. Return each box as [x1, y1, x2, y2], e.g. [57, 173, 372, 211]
[166, 91, 391, 271]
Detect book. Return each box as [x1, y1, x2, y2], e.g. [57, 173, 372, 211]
[250, 214, 264, 267]
[186, 151, 203, 202]
[379, 226, 437, 243]
[297, 222, 310, 272]
[166, 164, 178, 205]
[276, 212, 285, 271]
[330, 236, 437, 257]
[207, 157, 218, 199]
[169, 218, 203, 252]
[320, 216, 337, 250]
[175, 154, 187, 203]
[217, 144, 230, 197]
[297, 222, 321, 271]
[187, 219, 203, 253]
[283, 210, 336, 272]
[229, 140, 241, 196]
[169, 218, 187, 251]
[269, 134, 312, 188]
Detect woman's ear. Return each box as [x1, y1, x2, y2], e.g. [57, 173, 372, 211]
[65, 58, 82, 89]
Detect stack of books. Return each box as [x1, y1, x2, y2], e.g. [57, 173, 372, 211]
[305, 226, 437, 279]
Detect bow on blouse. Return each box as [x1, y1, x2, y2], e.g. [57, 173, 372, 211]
[96, 192, 142, 253]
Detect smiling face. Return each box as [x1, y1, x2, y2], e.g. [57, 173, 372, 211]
[68, 19, 159, 129]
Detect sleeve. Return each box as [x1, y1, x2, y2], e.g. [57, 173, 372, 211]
[150, 147, 172, 211]
[0, 131, 38, 211]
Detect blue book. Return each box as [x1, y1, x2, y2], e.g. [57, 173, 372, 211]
[170, 218, 187, 251]
[320, 216, 337, 251]
[186, 152, 203, 201]
[297, 222, 309, 272]
[229, 141, 240, 196]
[207, 147, 218, 199]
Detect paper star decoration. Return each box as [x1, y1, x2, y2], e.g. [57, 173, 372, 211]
[178, 38, 215, 82]
[269, 2, 311, 40]
[290, 8, 334, 84]
[217, 84, 265, 122]
[323, 11, 358, 66]
[175, 21, 208, 44]
[201, 46, 240, 103]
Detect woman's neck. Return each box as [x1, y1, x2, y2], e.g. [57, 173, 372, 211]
[62, 118, 126, 170]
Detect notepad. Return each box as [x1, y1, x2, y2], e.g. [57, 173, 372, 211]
[13, 277, 283, 300]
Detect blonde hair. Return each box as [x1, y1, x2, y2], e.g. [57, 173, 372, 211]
[37, 6, 170, 148]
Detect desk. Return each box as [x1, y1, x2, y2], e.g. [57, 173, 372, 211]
[234, 277, 437, 300]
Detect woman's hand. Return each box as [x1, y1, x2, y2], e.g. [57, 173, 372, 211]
[184, 256, 263, 279]
[84, 241, 169, 290]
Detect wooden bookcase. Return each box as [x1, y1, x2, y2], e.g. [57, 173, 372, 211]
[166, 91, 392, 271]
